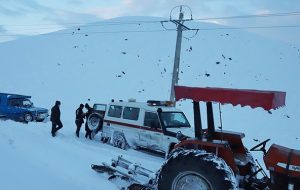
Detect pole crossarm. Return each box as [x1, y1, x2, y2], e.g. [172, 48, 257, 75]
[170, 20, 191, 30]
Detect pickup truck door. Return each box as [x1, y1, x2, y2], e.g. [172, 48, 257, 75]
[0, 97, 16, 118]
[5, 102, 16, 116]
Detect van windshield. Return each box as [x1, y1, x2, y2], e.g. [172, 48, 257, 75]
[160, 112, 190, 128]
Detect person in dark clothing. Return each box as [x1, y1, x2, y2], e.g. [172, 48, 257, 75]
[75, 104, 85, 138]
[84, 103, 93, 140]
[50, 100, 63, 137]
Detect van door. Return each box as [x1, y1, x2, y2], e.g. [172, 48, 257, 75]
[140, 111, 164, 152]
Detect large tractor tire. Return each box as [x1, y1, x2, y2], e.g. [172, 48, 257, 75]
[157, 149, 237, 190]
[294, 180, 300, 190]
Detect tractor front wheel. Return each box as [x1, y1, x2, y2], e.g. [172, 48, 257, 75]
[157, 149, 237, 190]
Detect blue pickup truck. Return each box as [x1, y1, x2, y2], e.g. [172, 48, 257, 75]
[0, 93, 49, 122]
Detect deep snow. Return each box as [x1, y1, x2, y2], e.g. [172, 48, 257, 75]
[0, 120, 164, 190]
[0, 16, 300, 190]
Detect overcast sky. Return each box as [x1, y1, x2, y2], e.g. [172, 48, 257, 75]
[0, 0, 300, 43]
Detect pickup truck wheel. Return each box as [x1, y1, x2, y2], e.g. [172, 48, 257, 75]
[24, 113, 33, 122]
[157, 150, 237, 190]
[112, 132, 128, 150]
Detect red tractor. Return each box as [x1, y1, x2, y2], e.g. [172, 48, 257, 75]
[156, 86, 300, 190]
[92, 85, 300, 190]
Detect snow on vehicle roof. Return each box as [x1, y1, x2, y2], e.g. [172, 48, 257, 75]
[0, 93, 31, 99]
[108, 101, 182, 112]
[7, 95, 31, 99]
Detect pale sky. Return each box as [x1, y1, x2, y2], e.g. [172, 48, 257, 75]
[0, 0, 300, 43]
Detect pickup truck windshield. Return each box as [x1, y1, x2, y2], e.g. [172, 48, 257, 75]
[160, 112, 190, 128]
[23, 99, 33, 108]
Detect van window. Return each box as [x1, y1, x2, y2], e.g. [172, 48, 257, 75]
[123, 107, 140, 120]
[108, 105, 123, 118]
[160, 112, 190, 128]
[144, 112, 160, 129]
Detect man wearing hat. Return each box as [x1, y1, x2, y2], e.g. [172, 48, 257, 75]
[50, 100, 63, 137]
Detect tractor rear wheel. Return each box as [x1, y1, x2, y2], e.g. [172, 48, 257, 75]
[157, 149, 237, 190]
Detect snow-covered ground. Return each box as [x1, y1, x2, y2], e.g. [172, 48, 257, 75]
[0, 16, 300, 189]
[0, 120, 164, 190]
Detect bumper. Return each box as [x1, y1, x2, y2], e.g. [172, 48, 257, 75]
[35, 113, 49, 120]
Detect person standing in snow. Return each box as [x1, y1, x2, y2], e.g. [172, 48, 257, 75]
[75, 104, 85, 138]
[84, 103, 93, 140]
[50, 100, 63, 137]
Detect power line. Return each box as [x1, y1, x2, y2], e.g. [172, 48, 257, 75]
[45, 29, 174, 35]
[1, 11, 300, 37]
[0, 29, 175, 37]
[191, 11, 300, 21]
[197, 25, 300, 31]
[2, 10, 300, 29]
[1, 24, 300, 37]
[1, 20, 168, 32]
[2, 20, 166, 27]
[5, 22, 300, 33]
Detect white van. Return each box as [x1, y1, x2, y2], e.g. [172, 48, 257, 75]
[101, 100, 193, 155]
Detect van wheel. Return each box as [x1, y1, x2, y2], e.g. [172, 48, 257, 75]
[101, 137, 109, 143]
[112, 132, 128, 150]
[24, 113, 33, 122]
[157, 150, 237, 190]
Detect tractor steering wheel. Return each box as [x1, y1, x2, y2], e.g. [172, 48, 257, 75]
[250, 139, 270, 155]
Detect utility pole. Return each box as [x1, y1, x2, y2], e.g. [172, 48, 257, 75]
[169, 6, 193, 104]
[169, 8, 184, 103]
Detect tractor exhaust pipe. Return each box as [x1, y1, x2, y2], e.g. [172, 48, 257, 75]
[206, 102, 215, 140]
[193, 101, 202, 139]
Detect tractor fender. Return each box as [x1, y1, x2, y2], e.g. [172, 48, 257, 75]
[264, 144, 300, 178]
